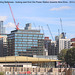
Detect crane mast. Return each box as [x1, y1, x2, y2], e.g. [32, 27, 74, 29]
[8, 3, 19, 30]
[60, 18, 63, 32]
[47, 24, 54, 41]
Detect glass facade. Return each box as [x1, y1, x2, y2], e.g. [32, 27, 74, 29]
[7, 30, 44, 57]
[0, 21, 5, 34]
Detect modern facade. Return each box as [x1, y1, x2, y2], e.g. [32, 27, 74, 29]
[0, 21, 5, 34]
[70, 38, 75, 48]
[55, 32, 70, 53]
[50, 41, 57, 55]
[7, 29, 44, 57]
[44, 37, 57, 55]
[0, 34, 7, 57]
[59, 39, 70, 52]
[44, 37, 51, 55]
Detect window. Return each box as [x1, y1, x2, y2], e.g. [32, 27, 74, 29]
[23, 39, 27, 41]
[15, 44, 18, 46]
[28, 34, 33, 36]
[28, 37, 32, 39]
[34, 35, 38, 37]
[18, 44, 22, 46]
[23, 34, 27, 36]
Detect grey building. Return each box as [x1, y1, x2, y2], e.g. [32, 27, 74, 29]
[24, 23, 31, 30]
[55, 32, 70, 54]
[0, 34, 7, 57]
[7, 29, 44, 57]
[0, 21, 5, 34]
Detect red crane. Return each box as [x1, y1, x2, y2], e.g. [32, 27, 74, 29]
[8, 3, 19, 30]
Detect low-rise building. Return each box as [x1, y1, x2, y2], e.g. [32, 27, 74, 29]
[70, 38, 75, 48]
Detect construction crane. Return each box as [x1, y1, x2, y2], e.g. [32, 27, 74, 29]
[60, 18, 63, 32]
[8, 3, 19, 30]
[58, 29, 60, 36]
[47, 24, 54, 41]
[41, 26, 45, 37]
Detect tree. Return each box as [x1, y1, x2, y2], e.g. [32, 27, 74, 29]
[0, 72, 4, 75]
[65, 47, 75, 67]
[58, 49, 68, 61]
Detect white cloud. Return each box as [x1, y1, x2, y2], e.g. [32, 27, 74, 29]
[21, 17, 59, 24]
[32, 26, 48, 30]
[0, 16, 7, 21]
[5, 22, 16, 28]
[50, 6, 71, 11]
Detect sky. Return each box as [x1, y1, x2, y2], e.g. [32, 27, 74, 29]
[0, 0, 75, 40]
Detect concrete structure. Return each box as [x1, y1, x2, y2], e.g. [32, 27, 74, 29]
[0, 34, 7, 57]
[59, 32, 66, 39]
[44, 37, 51, 55]
[50, 41, 57, 55]
[59, 39, 70, 52]
[7, 25, 44, 57]
[55, 32, 70, 53]
[0, 21, 5, 34]
[70, 38, 75, 48]
[24, 23, 31, 30]
[0, 56, 61, 68]
[44, 37, 57, 55]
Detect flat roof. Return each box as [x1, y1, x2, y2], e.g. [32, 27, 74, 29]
[0, 56, 61, 63]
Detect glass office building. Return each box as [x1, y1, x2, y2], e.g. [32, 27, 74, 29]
[7, 29, 44, 57]
[0, 21, 5, 34]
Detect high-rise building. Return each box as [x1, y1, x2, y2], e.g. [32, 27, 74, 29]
[70, 38, 75, 48]
[0, 21, 5, 34]
[0, 34, 7, 57]
[44, 37, 51, 56]
[44, 37, 57, 55]
[50, 41, 57, 55]
[55, 32, 70, 53]
[7, 26, 44, 57]
[59, 39, 70, 52]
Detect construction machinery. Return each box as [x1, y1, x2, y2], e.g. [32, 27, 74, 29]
[8, 3, 19, 30]
[47, 24, 54, 41]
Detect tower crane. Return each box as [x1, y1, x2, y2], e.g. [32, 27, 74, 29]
[47, 24, 54, 41]
[41, 26, 45, 37]
[8, 3, 19, 30]
[60, 18, 63, 32]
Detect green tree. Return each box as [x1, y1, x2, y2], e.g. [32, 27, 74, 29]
[65, 47, 75, 67]
[0, 72, 4, 75]
[58, 49, 68, 61]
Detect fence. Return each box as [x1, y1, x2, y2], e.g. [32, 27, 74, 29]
[0, 67, 75, 75]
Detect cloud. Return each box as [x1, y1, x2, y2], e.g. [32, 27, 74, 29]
[18, 17, 75, 27]
[32, 26, 48, 30]
[0, 16, 7, 21]
[50, 6, 71, 11]
[5, 22, 16, 28]
[21, 17, 59, 24]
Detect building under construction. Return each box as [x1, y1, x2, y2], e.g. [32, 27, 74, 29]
[7, 23, 44, 57]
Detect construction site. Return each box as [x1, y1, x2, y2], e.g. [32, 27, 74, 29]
[0, 1, 75, 75]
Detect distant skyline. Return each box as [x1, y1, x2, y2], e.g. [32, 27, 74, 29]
[0, 0, 75, 40]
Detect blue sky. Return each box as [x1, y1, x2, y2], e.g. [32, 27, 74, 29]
[0, 0, 75, 40]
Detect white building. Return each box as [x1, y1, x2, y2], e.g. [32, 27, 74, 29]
[59, 39, 70, 53]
